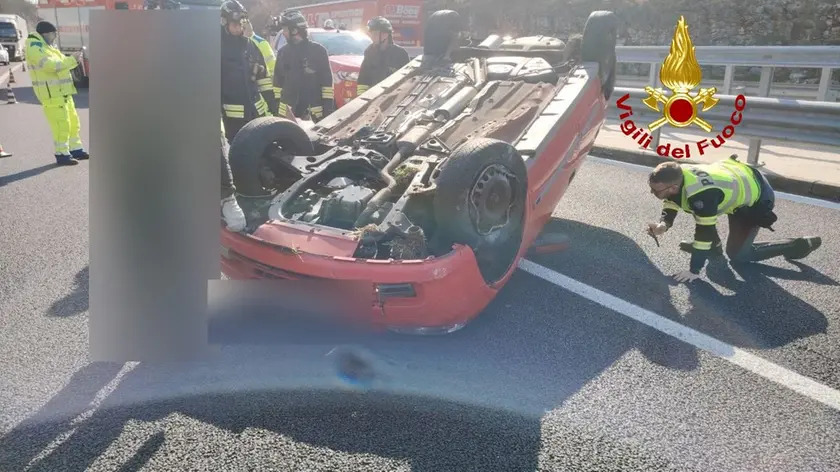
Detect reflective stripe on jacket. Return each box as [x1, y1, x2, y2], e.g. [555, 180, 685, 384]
[25, 33, 78, 105]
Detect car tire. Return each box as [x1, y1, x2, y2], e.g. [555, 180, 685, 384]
[581, 10, 618, 100]
[433, 138, 528, 285]
[423, 9, 461, 58]
[71, 66, 89, 88]
[228, 117, 314, 197]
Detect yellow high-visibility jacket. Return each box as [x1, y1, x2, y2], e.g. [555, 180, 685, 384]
[25, 32, 79, 106]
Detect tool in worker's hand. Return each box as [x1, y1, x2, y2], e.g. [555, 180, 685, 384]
[647, 226, 660, 247]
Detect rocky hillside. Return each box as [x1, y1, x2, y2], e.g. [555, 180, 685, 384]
[425, 0, 840, 46]
[421, 0, 840, 83]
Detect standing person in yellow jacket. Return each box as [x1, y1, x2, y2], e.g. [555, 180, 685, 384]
[25, 21, 90, 166]
[243, 18, 276, 92]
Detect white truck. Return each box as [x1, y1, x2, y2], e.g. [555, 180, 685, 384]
[35, 0, 220, 88]
[0, 14, 29, 62]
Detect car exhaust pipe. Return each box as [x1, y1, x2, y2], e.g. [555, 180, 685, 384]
[355, 59, 488, 227]
[433, 58, 487, 121]
[433, 85, 480, 121]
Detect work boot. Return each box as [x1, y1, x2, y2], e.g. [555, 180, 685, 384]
[55, 154, 79, 166]
[222, 195, 246, 232]
[70, 149, 90, 160]
[782, 236, 822, 260]
[679, 240, 724, 255]
[728, 237, 822, 265]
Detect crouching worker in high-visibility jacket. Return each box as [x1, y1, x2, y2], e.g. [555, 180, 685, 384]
[647, 156, 822, 283]
[25, 21, 90, 166]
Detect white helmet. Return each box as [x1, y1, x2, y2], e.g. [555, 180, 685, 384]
[323, 19, 335, 30]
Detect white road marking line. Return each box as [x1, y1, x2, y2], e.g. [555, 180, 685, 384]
[518, 258, 840, 412]
[0, 63, 22, 85]
[587, 155, 840, 211]
[25, 362, 140, 471]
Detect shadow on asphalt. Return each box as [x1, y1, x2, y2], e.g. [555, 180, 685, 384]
[47, 265, 89, 317]
[528, 218, 702, 370]
[531, 218, 831, 352]
[0, 220, 693, 471]
[685, 259, 833, 349]
[7, 86, 89, 109]
[7, 219, 825, 471]
[0, 364, 552, 472]
[0, 162, 62, 187]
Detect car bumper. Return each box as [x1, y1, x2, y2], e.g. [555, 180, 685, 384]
[220, 226, 499, 333]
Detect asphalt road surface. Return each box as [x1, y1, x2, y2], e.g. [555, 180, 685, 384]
[1, 69, 839, 472]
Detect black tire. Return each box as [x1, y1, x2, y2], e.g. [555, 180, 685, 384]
[71, 66, 89, 88]
[423, 10, 462, 57]
[228, 117, 314, 196]
[433, 138, 528, 285]
[581, 10, 618, 100]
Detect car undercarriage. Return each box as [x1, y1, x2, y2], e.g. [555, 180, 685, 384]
[227, 9, 617, 285]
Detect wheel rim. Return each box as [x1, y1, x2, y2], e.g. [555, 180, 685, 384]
[470, 164, 517, 235]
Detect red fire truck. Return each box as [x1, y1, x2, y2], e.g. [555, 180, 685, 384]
[294, 0, 424, 47]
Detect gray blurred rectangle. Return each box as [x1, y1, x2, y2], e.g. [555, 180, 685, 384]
[207, 279, 377, 344]
[89, 11, 220, 361]
[208, 279, 374, 321]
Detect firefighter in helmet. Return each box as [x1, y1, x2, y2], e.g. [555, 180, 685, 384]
[273, 9, 335, 122]
[220, 0, 276, 141]
[356, 16, 410, 97]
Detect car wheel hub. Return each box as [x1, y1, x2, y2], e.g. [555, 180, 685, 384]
[470, 164, 516, 235]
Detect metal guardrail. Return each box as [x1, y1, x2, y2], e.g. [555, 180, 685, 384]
[616, 46, 840, 102]
[614, 76, 837, 102]
[405, 44, 840, 163]
[612, 46, 840, 164]
[609, 86, 840, 150]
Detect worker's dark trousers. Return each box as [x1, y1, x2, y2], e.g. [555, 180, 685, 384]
[726, 168, 812, 263]
[223, 117, 248, 144]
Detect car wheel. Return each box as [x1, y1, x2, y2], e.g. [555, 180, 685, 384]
[228, 117, 314, 197]
[581, 10, 618, 100]
[423, 9, 462, 58]
[71, 66, 89, 88]
[433, 138, 528, 285]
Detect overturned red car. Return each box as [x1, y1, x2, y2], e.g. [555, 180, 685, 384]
[221, 11, 618, 334]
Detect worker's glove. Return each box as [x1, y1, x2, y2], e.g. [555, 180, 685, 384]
[251, 63, 266, 81]
[673, 270, 701, 283]
[221, 195, 246, 232]
[648, 222, 668, 236]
